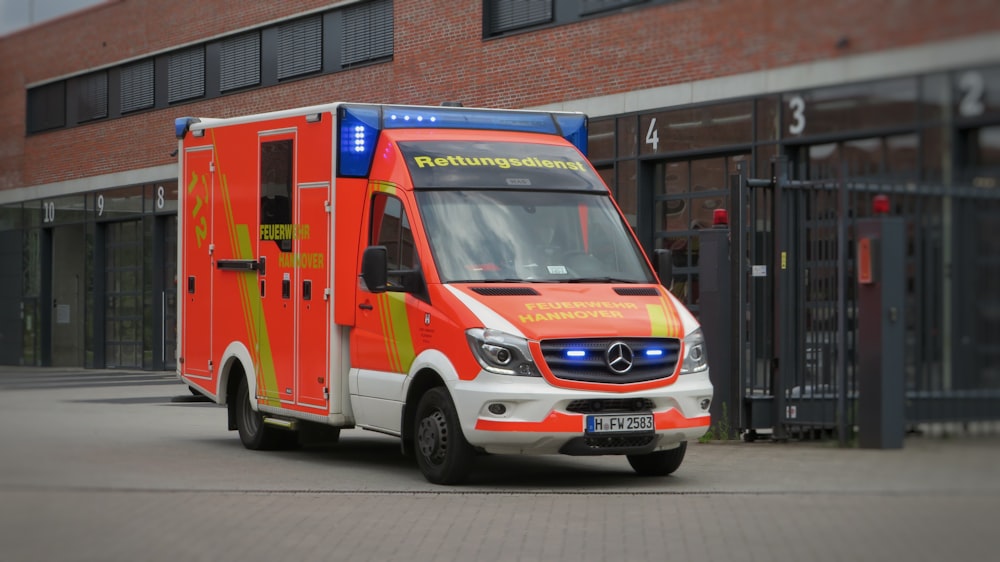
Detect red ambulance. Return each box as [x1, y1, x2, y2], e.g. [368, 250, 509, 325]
[174, 103, 713, 484]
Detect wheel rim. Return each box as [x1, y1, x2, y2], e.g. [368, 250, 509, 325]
[417, 409, 448, 465]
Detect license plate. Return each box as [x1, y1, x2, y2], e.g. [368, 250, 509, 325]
[585, 413, 654, 434]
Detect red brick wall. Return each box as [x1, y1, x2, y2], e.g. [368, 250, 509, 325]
[1, 0, 997, 189]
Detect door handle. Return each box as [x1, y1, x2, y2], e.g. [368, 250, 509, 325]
[359, 302, 373, 311]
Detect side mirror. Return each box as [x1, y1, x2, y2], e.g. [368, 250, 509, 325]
[360, 246, 388, 293]
[654, 248, 673, 289]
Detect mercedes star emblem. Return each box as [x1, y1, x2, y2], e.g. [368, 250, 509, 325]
[605, 341, 634, 374]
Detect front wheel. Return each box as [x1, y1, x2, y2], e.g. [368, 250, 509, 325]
[414, 387, 475, 485]
[627, 442, 687, 476]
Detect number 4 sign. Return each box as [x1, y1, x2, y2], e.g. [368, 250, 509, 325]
[645, 117, 659, 151]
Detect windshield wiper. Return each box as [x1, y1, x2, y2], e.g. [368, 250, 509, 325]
[448, 277, 640, 284]
[474, 278, 560, 283]
[566, 277, 642, 284]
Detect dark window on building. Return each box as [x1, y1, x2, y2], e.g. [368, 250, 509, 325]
[24, 4, 398, 133]
[486, 0, 553, 35]
[581, 0, 646, 15]
[954, 67, 1000, 122]
[793, 134, 920, 182]
[27, 81, 66, 133]
[969, 125, 1000, 176]
[653, 154, 744, 308]
[277, 16, 322, 80]
[120, 60, 154, 113]
[486, 0, 671, 36]
[588, 118, 616, 162]
[640, 100, 753, 155]
[261, 140, 294, 252]
[104, 219, 143, 369]
[220, 32, 261, 92]
[342, 0, 394, 67]
[168, 47, 205, 103]
[74, 71, 108, 123]
[781, 78, 918, 139]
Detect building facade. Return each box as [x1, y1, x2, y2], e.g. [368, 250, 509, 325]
[0, 0, 998, 370]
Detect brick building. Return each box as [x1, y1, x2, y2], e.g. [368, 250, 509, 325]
[0, 0, 997, 369]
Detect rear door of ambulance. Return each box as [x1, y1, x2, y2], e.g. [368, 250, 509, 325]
[180, 144, 214, 383]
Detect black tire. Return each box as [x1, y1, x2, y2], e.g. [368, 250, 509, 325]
[627, 442, 687, 476]
[413, 387, 475, 485]
[234, 377, 293, 450]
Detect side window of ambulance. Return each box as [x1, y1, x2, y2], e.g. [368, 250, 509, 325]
[370, 193, 417, 272]
[260, 139, 293, 252]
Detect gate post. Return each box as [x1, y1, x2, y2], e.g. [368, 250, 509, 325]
[698, 212, 737, 438]
[856, 203, 906, 449]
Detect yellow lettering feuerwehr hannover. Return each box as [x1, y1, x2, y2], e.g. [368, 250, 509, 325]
[259, 223, 311, 241]
[278, 252, 324, 269]
[518, 301, 637, 323]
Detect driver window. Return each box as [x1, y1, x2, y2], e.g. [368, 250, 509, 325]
[370, 193, 416, 271]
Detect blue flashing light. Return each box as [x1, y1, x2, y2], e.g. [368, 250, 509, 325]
[645, 349, 664, 357]
[555, 114, 588, 155]
[566, 350, 587, 359]
[338, 106, 381, 177]
[174, 117, 200, 140]
[382, 105, 559, 135]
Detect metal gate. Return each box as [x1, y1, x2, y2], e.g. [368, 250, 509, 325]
[704, 159, 1000, 443]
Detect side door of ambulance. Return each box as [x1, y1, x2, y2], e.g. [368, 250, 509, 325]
[294, 179, 331, 409]
[352, 189, 423, 430]
[256, 134, 296, 405]
[181, 146, 214, 384]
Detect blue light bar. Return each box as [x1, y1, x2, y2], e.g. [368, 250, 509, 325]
[338, 105, 381, 177]
[555, 114, 588, 155]
[381, 105, 560, 135]
[336, 104, 591, 177]
[645, 349, 664, 357]
[566, 350, 587, 358]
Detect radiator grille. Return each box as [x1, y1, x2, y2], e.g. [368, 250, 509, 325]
[540, 338, 680, 384]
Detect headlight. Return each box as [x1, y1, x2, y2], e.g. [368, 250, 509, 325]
[680, 328, 708, 374]
[466, 328, 540, 377]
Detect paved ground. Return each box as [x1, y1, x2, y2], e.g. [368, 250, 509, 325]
[0, 366, 997, 562]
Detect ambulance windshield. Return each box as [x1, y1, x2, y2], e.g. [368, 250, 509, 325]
[416, 189, 656, 284]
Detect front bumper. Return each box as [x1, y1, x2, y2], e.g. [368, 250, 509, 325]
[449, 369, 713, 455]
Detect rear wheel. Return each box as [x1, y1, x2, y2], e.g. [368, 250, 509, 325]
[414, 387, 475, 485]
[627, 442, 687, 476]
[234, 377, 295, 450]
